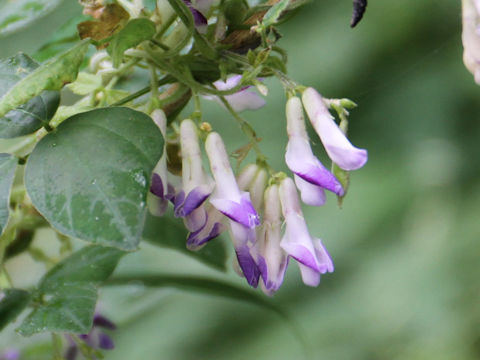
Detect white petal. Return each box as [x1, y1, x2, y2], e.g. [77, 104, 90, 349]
[302, 88, 368, 171]
[237, 164, 259, 191]
[224, 90, 266, 112]
[279, 178, 320, 272]
[294, 174, 327, 206]
[258, 185, 288, 295]
[205, 132, 242, 202]
[180, 119, 213, 193]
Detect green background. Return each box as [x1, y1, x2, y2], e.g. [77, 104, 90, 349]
[2, 0, 480, 359]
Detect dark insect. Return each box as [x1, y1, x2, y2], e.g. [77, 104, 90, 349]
[351, 0, 367, 28]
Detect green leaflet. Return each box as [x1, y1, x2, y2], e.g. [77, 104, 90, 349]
[262, 0, 290, 27]
[66, 72, 102, 96]
[0, 53, 60, 138]
[107, 18, 156, 68]
[0, 0, 62, 37]
[0, 288, 31, 331]
[18, 245, 125, 336]
[25, 107, 164, 250]
[0, 40, 89, 119]
[142, 213, 228, 271]
[0, 153, 17, 236]
[18, 283, 98, 336]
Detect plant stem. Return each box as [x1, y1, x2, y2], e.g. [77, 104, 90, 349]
[191, 92, 202, 121]
[0, 265, 13, 288]
[219, 96, 273, 173]
[156, 13, 178, 39]
[51, 333, 64, 360]
[7, 127, 47, 158]
[110, 75, 173, 107]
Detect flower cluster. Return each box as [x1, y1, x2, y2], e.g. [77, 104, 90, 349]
[286, 89, 367, 206]
[148, 83, 367, 295]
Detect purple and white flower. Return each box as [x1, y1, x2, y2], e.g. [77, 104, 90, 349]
[174, 120, 214, 233]
[233, 163, 270, 288]
[256, 184, 289, 296]
[293, 174, 327, 207]
[228, 220, 261, 287]
[205, 132, 260, 229]
[279, 177, 334, 287]
[205, 132, 262, 286]
[462, 0, 480, 84]
[186, 204, 226, 250]
[183, 0, 209, 33]
[204, 75, 266, 112]
[285, 95, 344, 201]
[192, 0, 215, 14]
[148, 109, 171, 217]
[236, 163, 259, 190]
[236, 163, 268, 210]
[302, 88, 368, 171]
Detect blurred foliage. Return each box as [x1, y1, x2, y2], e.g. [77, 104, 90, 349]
[1, 0, 480, 359]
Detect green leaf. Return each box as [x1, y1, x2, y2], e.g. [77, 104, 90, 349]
[103, 89, 130, 104]
[142, 213, 227, 271]
[17, 245, 124, 336]
[0, 40, 89, 119]
[107, 18, 156, 68]
[0, 53, 60, 138]
[19, 283, 97, 336]
[25, 107, 164, 250]
[0, 288, 31, 331]
[0, 0, 62, 37]
[49, 97, 94, 127]
[40, 245, 126, 289]
[66, 72, 102, 96]
[262, 0, 290, 27]
[0, 153, 17, 236]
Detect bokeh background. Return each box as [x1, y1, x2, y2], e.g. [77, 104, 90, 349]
[1, 0, 480, 359]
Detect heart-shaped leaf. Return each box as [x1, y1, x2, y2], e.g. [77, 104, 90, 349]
[25, 107, 164, 250]
[18, 245, 124, 336]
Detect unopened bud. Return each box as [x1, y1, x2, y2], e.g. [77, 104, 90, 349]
[255, 82, 268, 97]
[200, 122, 212, 132]
[340, 98, 357, 109]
